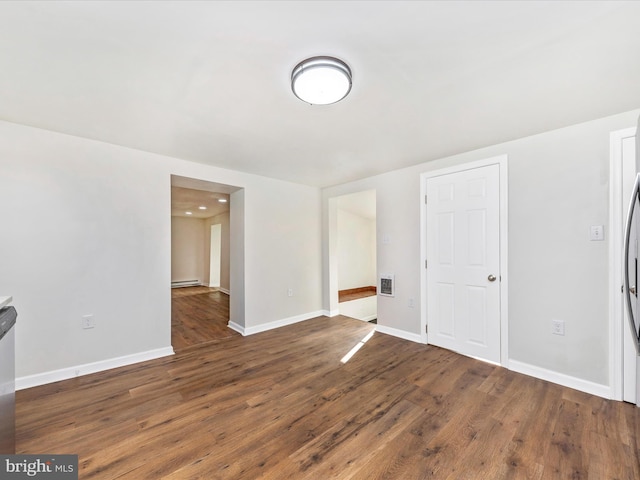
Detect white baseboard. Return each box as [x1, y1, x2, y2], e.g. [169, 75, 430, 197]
[327, 309, 340, 317]
[219, 287, 230, 295]
[375, 324, 425, 344]
[227, 321, 245, 335]
[376, 323, 612, 399]
[228, 310, 326, 336]
[371, 328, 611, 399]
[508, 359, 611, 399]
[16, 346, 175, 390]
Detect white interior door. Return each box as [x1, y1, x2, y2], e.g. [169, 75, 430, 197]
[426, 164, 501, 363]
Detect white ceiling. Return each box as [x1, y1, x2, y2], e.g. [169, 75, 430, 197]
[171, 186, 230, 219]
[171, 175, 235, 218]
[1, 1, 639, 188]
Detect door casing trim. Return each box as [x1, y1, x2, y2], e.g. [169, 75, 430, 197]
[609, 126, 637, 401]
[420, 155, 509, 367]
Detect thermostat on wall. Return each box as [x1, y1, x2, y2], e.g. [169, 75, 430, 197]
[379, 274, 395, 297]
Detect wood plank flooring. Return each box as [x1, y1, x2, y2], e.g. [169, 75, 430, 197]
[16, 315, 640, 479]
[171, 287, 237, 350]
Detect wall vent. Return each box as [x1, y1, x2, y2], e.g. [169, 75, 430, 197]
[378, 274, 395, 297]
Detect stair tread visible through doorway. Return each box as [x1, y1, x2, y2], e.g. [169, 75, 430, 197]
[339, 286, 376, 303]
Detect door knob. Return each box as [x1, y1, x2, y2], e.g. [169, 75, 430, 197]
[488, 274, 496, 282]
[631, 286, 637, 295]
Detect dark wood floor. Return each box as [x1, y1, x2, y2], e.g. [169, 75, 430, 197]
[171, 286, 237, 350]
[16, 315, 640, 479]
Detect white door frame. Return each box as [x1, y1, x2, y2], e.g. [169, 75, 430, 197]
[420, 155, 509, 366]
[609, 127, 637, 401]
[327, 189, 378, 318]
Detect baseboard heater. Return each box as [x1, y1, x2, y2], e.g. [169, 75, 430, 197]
[171, 280, 201, 288]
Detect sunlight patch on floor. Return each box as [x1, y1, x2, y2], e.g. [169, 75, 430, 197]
[340, 329, 375, 364]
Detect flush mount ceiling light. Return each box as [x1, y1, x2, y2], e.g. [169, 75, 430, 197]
[291, 56, 352, 105]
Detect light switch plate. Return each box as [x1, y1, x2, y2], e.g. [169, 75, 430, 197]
[590, 225, 604, 241]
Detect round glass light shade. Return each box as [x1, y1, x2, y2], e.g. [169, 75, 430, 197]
[291, 56, 352, 105]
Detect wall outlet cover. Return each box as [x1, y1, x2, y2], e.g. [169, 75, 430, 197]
[82, 314, 95, 329]
[551, 319, 565, 336]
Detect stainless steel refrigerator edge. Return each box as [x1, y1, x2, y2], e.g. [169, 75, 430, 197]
[623, 115, 640, 406]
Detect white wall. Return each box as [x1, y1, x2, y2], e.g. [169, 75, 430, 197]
[0, 120, 322, 384]
[322, 109, 640, 391]
[4, 108, 636, 393]
[230, 188, 245, 327]
[170, 211, 231, 291]
[337, 208, 376, 290]
[241, 179, 322, 330]
[171, 216, 206, 284]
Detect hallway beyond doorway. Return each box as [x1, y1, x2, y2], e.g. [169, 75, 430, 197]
[171, 286, 237, 350]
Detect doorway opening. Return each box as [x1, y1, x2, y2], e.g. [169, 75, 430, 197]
[329, 190, 377, 323]
[170, 175, 243, 350]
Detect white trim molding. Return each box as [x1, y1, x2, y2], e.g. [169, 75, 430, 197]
[227, 321, 246, 335]
[509, 360, 611, 399]
[609, 126, 638, 401]
[16, 346, 175, 390]
[375, 324, 424, 344]
[228, 310, 327, 336]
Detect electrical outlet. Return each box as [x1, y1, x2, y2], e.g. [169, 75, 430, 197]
[551, 319, 564, 336]
[287, 288, 293, 297]
[408, 298, 415, 308]
[82, 314, 95, 329]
